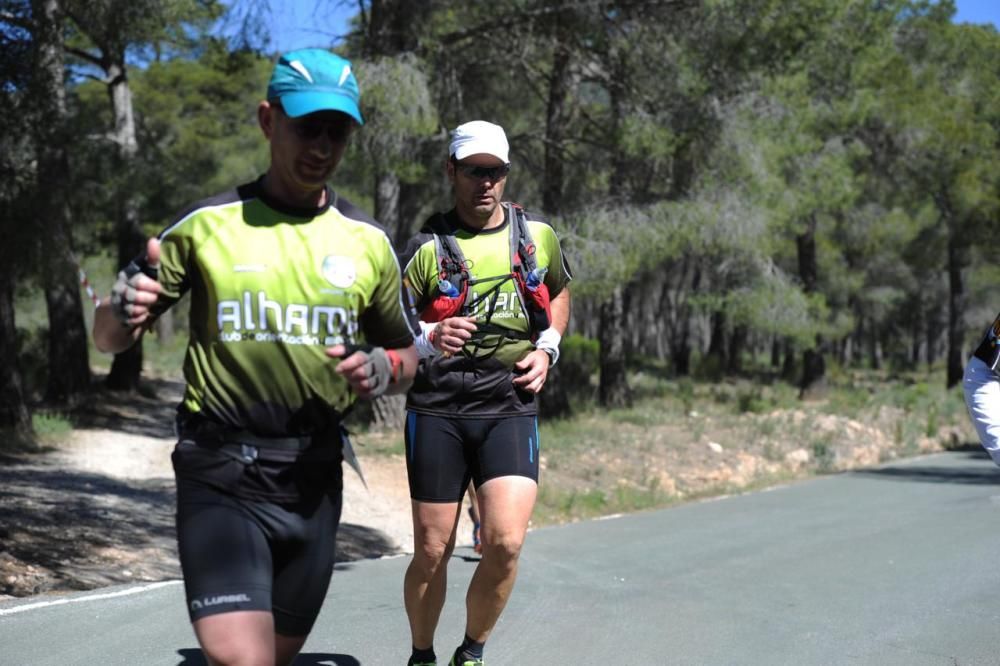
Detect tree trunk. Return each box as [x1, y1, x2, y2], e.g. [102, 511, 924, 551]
[781, 338, 797, 382]
[667, 258, 698, 377]
[797, 216, 825, 398]
[375, 168, 401, 241]
[0, 267, 33, 443]
[706, 309, 727, 374]
[105, 58, 147, 392]
[542, 7, 574, 215]
[728, 324, 747, 375]
[925, 309, 939, 367]
[598, 284, 630, 408]
[370, 393, 405, 430]
[868, 329, 882, 370]
[946, 232, 968, 388]
[34, 0, 91, 404]
[538, 362, 572, 419]
[364, 1, 429, 427]
[395, 181, 424, 249]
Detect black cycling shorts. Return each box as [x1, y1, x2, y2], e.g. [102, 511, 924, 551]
[173, 441, 342, 636]
[404, 412, 540, 502]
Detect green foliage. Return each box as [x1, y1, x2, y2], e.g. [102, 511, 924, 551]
[32, 411, 72, 439]
[6, 0, 1000, 401]
[130, 45, 272, 223]
[352, 54, 439, 183]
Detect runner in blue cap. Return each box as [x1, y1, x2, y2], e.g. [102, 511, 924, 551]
[93, 48, 418, 666]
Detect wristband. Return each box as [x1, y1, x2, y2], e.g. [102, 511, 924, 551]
[534, 327, 561, 366]
[414, 321, 441, 359]
[385, 348, 403, 384]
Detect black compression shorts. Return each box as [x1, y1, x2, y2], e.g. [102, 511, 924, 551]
[172, 441, 342, 636]
[404, 412, 540, 502]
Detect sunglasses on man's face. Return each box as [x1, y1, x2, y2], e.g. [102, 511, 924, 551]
[453, 161, 511, 181]
[273, 102, 353, 143]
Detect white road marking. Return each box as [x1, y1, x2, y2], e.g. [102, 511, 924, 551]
[0, 580, 181, 616]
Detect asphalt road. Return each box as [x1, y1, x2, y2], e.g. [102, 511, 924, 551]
[2, 449, 999, 666]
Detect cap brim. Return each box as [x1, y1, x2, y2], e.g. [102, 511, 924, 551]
[279, 91, 364, 125]
[451, 147, 508, 163]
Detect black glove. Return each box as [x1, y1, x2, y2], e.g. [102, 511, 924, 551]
[110, 254, 159, 325]
[341, 344, 399, 398]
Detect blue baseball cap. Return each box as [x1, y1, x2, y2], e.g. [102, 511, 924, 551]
[266, 49, 363, 124]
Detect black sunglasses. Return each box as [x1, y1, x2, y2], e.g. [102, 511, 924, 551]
[272, 101, 353, 143]
[452, 159, 511, 181]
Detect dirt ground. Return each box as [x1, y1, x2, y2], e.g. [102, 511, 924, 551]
[0, 378, 451, 600]
[0, 376, 970, 601]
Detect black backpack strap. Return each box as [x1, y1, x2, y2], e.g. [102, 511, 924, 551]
[505, 202, 538, 276]
[428, 213, 468, 296]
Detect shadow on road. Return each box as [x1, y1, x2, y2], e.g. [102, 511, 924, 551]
[0, 462, 178, 595]
[335, 523, 400, 563]
[852, 448, 1000, 486]
[176, 648, 360, 665]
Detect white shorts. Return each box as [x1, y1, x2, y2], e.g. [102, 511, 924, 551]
[964, 356, 1000, 466]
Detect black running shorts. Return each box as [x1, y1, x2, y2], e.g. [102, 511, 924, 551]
[172, 442, 342, 636]
[404, 412, 540, 502]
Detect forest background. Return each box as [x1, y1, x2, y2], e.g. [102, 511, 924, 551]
[1, 0, 999, 496]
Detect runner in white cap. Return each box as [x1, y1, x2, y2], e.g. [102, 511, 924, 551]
[397, 120, 573, 666]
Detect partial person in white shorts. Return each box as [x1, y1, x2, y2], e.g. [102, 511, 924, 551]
[964, 312, 1000, 465]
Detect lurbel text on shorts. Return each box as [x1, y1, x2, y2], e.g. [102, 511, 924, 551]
[191, 593, 252, 609]
[217, 291, 359, 337]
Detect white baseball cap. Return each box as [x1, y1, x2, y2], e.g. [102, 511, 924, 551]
[449, 120, 510, 163]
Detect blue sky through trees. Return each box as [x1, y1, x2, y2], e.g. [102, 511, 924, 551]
[218, 1, 1000, 54]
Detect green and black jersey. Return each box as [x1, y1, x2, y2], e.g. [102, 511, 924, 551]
[153, 177, 417, 436]
[399, 206, 572, 418]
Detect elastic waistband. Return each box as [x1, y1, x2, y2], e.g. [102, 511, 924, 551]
[190, 440, 341, 464]
[178, 413, 326, 451]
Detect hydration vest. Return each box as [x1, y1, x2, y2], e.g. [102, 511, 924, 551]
[973, 312, 1000, 371]
[421, 202, 552, 346]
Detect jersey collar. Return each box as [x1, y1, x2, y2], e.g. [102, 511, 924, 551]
[253, 175, 334, 219]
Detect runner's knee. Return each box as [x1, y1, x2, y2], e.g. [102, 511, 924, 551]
[413, 537, 455, 570]
[481, 533, 523, 567]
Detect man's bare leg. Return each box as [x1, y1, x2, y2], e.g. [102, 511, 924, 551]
[464, 476, 537, 642]
[405, 500, 462, 650]
[193, 610, 309, 666]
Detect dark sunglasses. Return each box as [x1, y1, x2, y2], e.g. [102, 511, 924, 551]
[452, 160, 511, 181]
[272, 101, 353, 143]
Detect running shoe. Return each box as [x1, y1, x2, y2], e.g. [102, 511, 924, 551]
[449, 657, 483, 666]
[450, 648, 484, 666]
